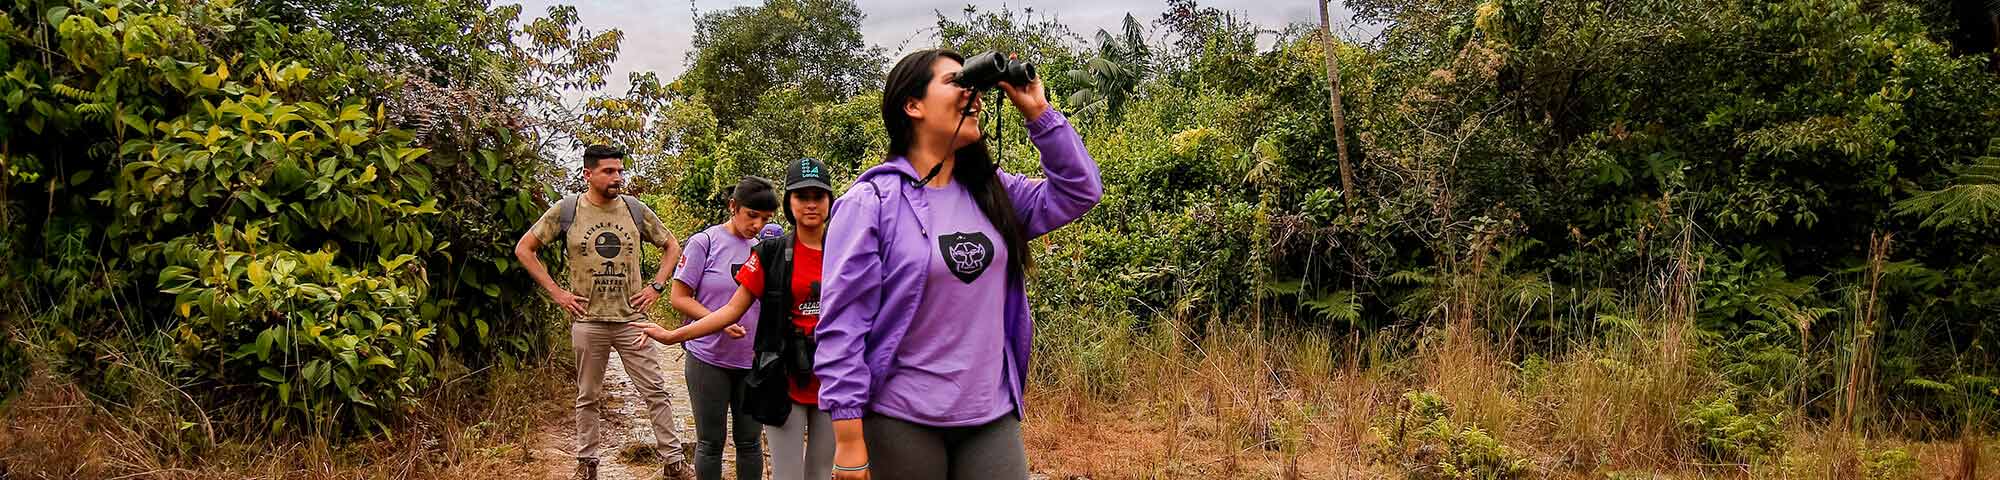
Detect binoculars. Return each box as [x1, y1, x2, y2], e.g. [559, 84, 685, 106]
[952, 51, 1035, 92]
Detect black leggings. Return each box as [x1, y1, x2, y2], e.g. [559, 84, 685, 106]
[862, 414, 1028, 480]
[684, 355, 762, 480]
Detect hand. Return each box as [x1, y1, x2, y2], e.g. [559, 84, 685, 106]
[632, 323, 674, 349]
[997, 73, 1049, 122]
[628, 285, 663, 312]
[831, 419, 869, 480]
[550, 288, 589, 317]
[724, 324, 748, 339]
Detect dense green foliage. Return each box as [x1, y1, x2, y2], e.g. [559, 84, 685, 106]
[682, 0, 883, 128]
[1, 0, 609, 436]
[632, 0, 2000, 444]
[3, 0, 1997, 458]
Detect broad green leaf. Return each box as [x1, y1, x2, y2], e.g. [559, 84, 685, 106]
[379, 254, 416, 271]
[352, 164, 378, 185]
[365, 355, 396, 369]
[157, 265, 194, 287]
[119, 113, 151, 135]
[247, 260, 269, 288]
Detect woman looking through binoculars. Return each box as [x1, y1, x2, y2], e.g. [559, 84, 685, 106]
[814, 49, 1104, 480]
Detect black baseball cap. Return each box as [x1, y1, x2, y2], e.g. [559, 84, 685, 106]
[786, 157, 832, 192]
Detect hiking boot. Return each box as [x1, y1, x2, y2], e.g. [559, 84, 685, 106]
[574, 457, 599, 480]
[662, 459, 695, 480]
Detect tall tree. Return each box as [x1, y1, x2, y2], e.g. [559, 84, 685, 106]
[1319, 0, 1355, 211]
[1067, 14, 1151, 121]
[682, 0, 883, 127]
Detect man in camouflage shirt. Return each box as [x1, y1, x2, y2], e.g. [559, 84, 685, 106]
[514, 145, 696, 480]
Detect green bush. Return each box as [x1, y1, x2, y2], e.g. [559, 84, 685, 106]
[1678, 395, 1785, 463]
[1373, 391, 1533, 480]
[157, 235, 436, 434]
[2, 0, 562, 437]
[1865, 447, 1917, 480]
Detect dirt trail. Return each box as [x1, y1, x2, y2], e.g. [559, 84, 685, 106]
[531, 343, 751, 480]
[523, 343, 1053, 480]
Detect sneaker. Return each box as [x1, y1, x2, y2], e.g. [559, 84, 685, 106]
[574, 458, 599, 480]
[662, 460, 695, 480]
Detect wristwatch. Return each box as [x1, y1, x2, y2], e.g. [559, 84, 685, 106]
[648, 281, 666, 293]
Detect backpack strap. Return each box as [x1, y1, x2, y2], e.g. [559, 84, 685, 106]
[618, 195, 656, 243]
[556, 194, 580, 239]
[751, 233, 797, 360]
[762, 234, 794, 323]
[559, 194, 657, 242]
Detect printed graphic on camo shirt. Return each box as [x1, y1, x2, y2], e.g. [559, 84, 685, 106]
[528, 199, 667, 322]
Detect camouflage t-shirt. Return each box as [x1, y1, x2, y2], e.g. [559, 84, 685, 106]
[528, 196, 673, 322]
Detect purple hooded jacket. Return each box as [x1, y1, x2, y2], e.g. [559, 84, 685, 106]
[814, 110, 1103, 422]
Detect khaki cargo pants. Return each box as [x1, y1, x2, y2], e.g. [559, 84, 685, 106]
[572, 321, 686, 463]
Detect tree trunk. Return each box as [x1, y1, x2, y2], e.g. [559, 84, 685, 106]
[1319, 0, 1356, 214]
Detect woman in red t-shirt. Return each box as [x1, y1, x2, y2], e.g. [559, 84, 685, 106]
[641, 157, 835, 480]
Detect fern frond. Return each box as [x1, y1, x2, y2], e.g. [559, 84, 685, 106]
[1895, 139, 2000, 229]
[52, 83, 102, 101]
[1302, 290, 1361, 323]
[76, 103, 114, 120]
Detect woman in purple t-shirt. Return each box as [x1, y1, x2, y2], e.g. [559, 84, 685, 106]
[667, 176, 779, 480]
[817, 49, 1104, 480]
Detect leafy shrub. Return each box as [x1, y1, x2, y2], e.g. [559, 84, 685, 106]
[2, 0, 558, 437]
[1373, 391, 1533, 479]
[1678, 395, 1785, 463]
[156, 233, 436, 434]
[1865, 447, 1917, 480]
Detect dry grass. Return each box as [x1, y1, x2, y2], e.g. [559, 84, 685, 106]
[5, 280, 1991, 480]
[0, 354, 574, 479]
[1021, 317, 1990, 480]
[4, 324, 1991, 480]
[1023, 326, 1395, 479]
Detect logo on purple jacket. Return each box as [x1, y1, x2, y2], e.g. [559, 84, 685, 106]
[937, 232, 994, 284]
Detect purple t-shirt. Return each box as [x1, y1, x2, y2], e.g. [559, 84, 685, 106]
[673, 224, 760, 369]
[871, 180, 1015, 426]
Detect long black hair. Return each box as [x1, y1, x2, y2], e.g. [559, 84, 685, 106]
[882, 49, 1031, 277]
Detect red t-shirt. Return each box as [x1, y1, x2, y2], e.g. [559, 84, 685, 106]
[736, 238, 823, 405]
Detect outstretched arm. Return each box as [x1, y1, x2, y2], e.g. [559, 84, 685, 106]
[637, 286, 754, 346]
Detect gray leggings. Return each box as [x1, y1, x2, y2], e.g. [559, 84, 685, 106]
[862, 414, 1028, 480]
[765, 403, 834, 480]
[684, 355, 762, 480]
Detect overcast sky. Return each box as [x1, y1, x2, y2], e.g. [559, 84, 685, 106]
[508, 0, 1367, 96]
